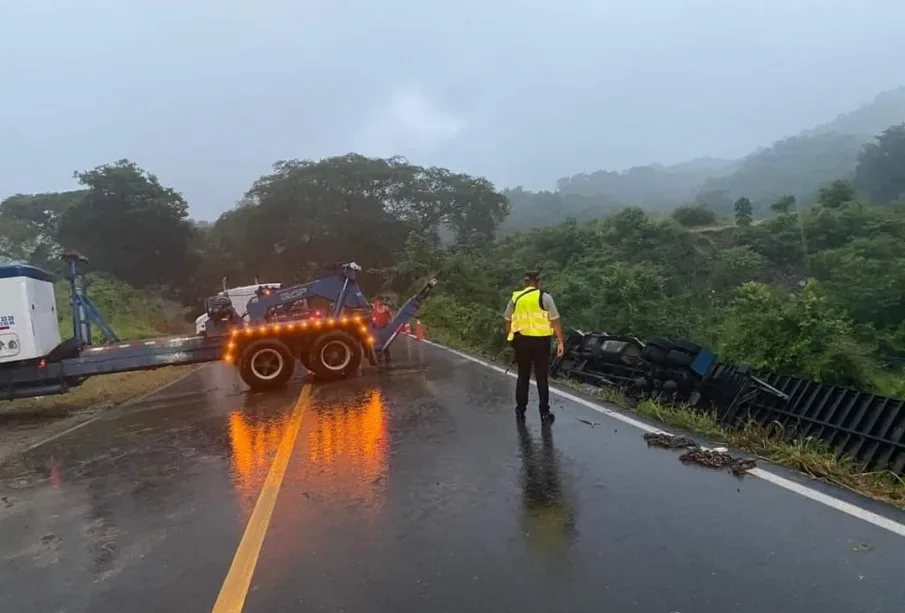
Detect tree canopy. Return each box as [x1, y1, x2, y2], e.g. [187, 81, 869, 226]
[4, 119, 905, 399]
[56, 159, 196, 290]
[854, 123, 905, 204]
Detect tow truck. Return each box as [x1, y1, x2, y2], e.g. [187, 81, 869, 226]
[0, 252, 437, 401]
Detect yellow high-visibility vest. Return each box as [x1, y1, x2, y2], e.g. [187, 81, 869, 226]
[507, 287, 554, 341]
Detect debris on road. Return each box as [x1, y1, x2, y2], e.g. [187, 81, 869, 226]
[577, 418, 599, 428]
[643, 432, 758, 476]
[643, 432, 698, 449]
[680, 448, 757, 475]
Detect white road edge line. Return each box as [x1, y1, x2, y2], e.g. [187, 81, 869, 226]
[423, 338, 905, 539]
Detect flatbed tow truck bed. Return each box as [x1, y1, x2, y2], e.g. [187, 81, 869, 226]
[1, 255, 437, 402]
[1, 333, 228, 400]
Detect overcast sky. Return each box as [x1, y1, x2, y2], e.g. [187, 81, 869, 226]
[2, 0, 903, 221]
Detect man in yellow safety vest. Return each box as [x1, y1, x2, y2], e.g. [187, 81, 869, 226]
[503, 270, 565, 423]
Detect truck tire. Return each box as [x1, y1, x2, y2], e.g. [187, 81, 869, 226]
[239, 338, 295, 391]
[308, 330, 362, 381]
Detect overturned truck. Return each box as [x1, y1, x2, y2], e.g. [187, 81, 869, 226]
[550, 329, 789, 418]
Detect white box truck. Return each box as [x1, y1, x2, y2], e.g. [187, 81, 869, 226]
[0, 262, 62, 365]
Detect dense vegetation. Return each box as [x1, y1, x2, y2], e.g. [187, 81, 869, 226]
[2, 112, 905, 398]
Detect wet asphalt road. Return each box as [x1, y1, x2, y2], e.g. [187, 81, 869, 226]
[2, 338, 905, 613]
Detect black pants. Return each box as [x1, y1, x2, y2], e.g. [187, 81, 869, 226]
[513, 334, 551, 413]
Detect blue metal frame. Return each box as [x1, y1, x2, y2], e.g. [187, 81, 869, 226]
[63, 254, 120, 345]
[376, 279, 438, 350]
[244, 262, 437, 353]
[245, 263, 371, 322]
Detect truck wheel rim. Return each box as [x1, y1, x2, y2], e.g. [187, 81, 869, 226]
[320, 340, 352, 371]
[251, 348, 284, 380]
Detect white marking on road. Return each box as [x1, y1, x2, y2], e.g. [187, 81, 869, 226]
[422, 339, 905, 538]
[750, 468, 905, 537]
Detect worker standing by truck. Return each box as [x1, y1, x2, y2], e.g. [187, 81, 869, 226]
[372, 296, 393, 363]
[503, 271, 564, 423]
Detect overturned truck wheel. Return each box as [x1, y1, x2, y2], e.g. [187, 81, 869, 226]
[239, 338, 295, 391]
[307, 330, 363, 381]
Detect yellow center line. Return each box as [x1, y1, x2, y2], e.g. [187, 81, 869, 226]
[211, 383, 313, 613]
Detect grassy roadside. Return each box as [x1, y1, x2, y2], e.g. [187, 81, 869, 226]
[569, 383, 905, 510]
[423, 325, 905, 510]
[0, 365, 201, 422]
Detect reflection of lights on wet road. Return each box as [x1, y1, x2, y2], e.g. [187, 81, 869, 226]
[225, 389, 389, 518]
[306, 389, 389, 512]
[227, 410, 289, 516]
[218, 387, 390, 605]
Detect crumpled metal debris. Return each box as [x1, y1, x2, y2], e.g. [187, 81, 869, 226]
[643, 432, 698, 449]
[679, 448, 757, 476]
[643, 432, 757, 476]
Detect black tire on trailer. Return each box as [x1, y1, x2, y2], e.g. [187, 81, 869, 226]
[239, 338, 296, 391]
[308, 330, 363, 381]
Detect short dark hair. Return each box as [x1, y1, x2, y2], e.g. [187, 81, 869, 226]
[524, 270, 540, 281]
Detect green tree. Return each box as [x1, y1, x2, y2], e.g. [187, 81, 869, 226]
[716, 280, 877, 388]
[57, 160, 195, 290]
[0, 216, 35, 263]
[816, 180, 856, 209]
[810, 236, 905, 330]
[770, 195, 797, 215]
[0, 190, 84, 269]
[733, 196, 753, 227]
[854, 123, 905, 204]
[710, 245, 765, 292]
[190, 154, 509, 298]
[672, 204, 717, 227]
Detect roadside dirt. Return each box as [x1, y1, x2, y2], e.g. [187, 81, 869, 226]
[0, 365, 199, 464]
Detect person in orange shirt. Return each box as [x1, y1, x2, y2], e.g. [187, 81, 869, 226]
[372, 297, 393, 363]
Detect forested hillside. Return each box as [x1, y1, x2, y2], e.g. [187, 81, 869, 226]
[504, 86, 905, 229]
[2, 116, 905, 398]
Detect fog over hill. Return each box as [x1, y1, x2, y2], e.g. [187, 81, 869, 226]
[501, 85, 905, 232]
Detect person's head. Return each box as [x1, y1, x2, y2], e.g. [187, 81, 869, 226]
[524, 270, 540, 287]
